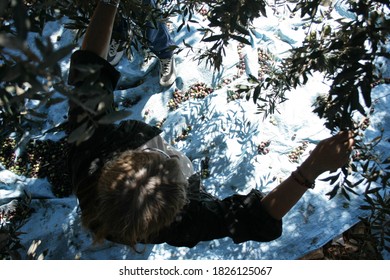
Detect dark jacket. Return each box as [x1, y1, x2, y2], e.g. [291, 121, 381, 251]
[68, 50, 282, 248]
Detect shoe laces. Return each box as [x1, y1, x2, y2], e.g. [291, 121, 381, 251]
[160, 58, 172, 76]
[109, 39, 120, 56]
[108, 40, 119, 55]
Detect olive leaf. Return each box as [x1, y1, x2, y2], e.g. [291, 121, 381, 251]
[97, 110, 133, 124]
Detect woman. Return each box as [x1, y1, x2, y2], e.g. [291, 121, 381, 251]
[67, 0, 355, 250]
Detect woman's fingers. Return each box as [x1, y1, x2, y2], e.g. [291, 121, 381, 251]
[325, 130, 355, 164]
[335, 130, 353, 141]
[346, 132, 355, 150]
[301, 130, 356, 176]
[339, 131, 355, 163]
[344, 138, 354, 150]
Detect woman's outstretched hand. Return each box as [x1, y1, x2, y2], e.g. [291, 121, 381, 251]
[300, 131, 355, 182]
[260, 131, 355, 220]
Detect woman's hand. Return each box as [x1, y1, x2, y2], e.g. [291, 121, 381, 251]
[299, 131, 355, 182]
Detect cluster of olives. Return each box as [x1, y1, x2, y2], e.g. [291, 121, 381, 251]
[235, 43, 246, 79]
[168, 83, 213, 110]
[226, 89, 245, 102]
[200, 156, 210, 178]
[175, 125, 192, 142]
[257, 140, 271, 155]
[121, 95, 141, 108]
[154, 118, 166, 130]
[198, 5, 209, 18]
[359, 117, 371, 131]
[288, 141, 309, 163]
[371, 78, 390, 88]
[223, 46, 277, 102]
[0, 192, 32, 260]
[257, 48, 275, 80]
[0, 138, 17, 172]
[0, 138, 72, 198]
[220, 78, 233, 87]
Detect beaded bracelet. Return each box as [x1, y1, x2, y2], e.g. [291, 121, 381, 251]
[100, 0, 120, 8]
[291, 168, 315, 189]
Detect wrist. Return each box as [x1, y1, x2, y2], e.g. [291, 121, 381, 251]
[299, 161, 321, 183]
[291, 167, 315, 189]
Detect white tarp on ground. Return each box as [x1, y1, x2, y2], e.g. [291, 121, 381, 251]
[1, 2, 389, 259]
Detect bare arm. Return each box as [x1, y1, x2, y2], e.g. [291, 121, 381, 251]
[81, 0, 120, 59]
[261, 130, 355, 220]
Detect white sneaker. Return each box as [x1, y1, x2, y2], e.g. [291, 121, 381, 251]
[107, 39, 125, 66]
[159, 56, 176, 87]
[140, 49, 158, 71]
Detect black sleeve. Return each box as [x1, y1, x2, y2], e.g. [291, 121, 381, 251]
[67, 50, 121, 130]
[68, 50, 120, 88]
[152, 189, 283, 248]
[222, 189, 283, 244]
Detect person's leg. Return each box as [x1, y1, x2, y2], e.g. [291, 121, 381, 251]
[106, 0, 177, 86]
[143, 0, 177, 87]
[108, 0, 174, 61]
[143, 0, 175, 59]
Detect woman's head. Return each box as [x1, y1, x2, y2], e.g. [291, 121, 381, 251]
[84, 150, 188, 248]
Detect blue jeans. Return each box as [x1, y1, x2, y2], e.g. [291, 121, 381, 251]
[143, 0, 175, 59]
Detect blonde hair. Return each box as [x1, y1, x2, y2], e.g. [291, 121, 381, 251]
[82, 150, 188, 249]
